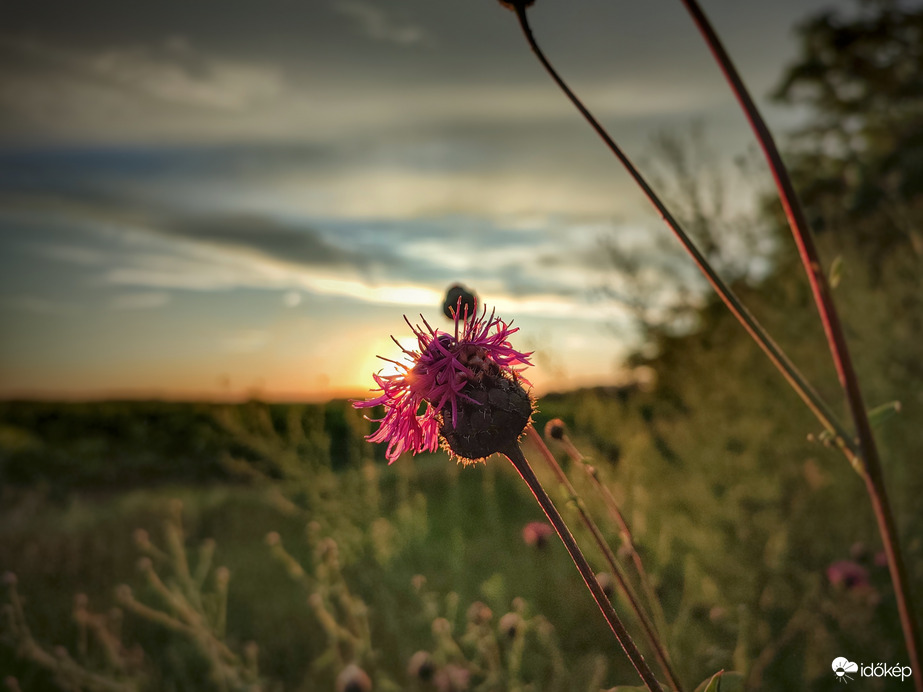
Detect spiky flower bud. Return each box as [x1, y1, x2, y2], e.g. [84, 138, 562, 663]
[440, 375, 532, 462]
[443, 284, 477, 320]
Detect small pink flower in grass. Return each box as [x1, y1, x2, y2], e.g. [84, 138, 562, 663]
[354, 302, 533, 464]
[827, 560, 870, 590]
[522, 521, 553, 549]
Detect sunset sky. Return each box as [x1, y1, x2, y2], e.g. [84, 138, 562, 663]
[0, 0, 841, 401]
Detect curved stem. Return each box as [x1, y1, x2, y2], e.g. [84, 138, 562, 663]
[524, 426, 682, 691]
[677, 1, 921, 684]
[510, 4, 859, 468]
[501, 441, 665, 692]
[557, 431, 669, 642]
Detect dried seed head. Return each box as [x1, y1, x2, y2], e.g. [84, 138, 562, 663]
[432, 617, 452, 636]
[849, 541, 869, 562]
[336, 663, 372, 692]
[595, 572, 615, 599]
[133, 528, 150, 549]
[827, 560, 870, 590]
[499, 612, 521, 639]
[466, 601, 493, 625]
[522, 521, 553, 549]
[244, 641, 259, 664]
[435, 664, 471, 692]
[407, 650, 435, 681]
[544, 418, 567, 440]
[265, 531, 281, 547]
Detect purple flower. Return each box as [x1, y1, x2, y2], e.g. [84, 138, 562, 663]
[354, 303, 532, 463]
[827, 560, 870, 590]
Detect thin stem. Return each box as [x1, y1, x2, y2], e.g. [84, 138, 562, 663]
[510, 4, 859, 468]
[501, 441, 665, 692]
[556, 431, 669, 642]
[677, 1, 921, 684]
[524, 426, 682, 692]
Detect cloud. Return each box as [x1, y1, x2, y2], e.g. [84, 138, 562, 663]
[0, 36, 284, 111]
[109, 291, 171, 310]
[154, 214, 372, 269]
[332, 1, 428, 46]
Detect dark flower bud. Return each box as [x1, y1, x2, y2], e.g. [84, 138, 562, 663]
[595, 572, 615, 599]
[440, 375, 533, 462]
[522, 521, 553, 549]
[443, 284, 477, 320]
[336, 663, 372, 692]
[827, 560, 870, 590]
[435, 664, 471, 692]
[466, 601, 493, 625]
[408, 650, 435, 681]
[544, 418, 566, 440]
[849, 541, 869, 562]
[499, 611, 521, 638]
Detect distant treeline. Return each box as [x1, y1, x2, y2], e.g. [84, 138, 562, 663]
[0, 399, 388, 496]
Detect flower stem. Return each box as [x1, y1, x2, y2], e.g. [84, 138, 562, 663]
[677, 1, 922, 684]
[508, 3, 860, 468]
[524, 426, 682, 692]
[553, 429, 670, 644]
[501, 441, 665, 692]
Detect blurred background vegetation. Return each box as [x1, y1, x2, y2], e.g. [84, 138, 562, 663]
[2, 1, 922, 690]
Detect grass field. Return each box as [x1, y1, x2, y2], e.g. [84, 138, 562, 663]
[2, 385, 919, 691]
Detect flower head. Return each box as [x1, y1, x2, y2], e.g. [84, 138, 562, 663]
[826, 560, 870, 590]
[522, 521, 553, 548]
[354, 302, 532, 463]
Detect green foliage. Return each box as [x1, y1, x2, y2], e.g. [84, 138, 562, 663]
[692, 671, 744, 692]
[773, 0, 923, 256]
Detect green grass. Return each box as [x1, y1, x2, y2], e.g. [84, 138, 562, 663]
[2, 385, 920, 691]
